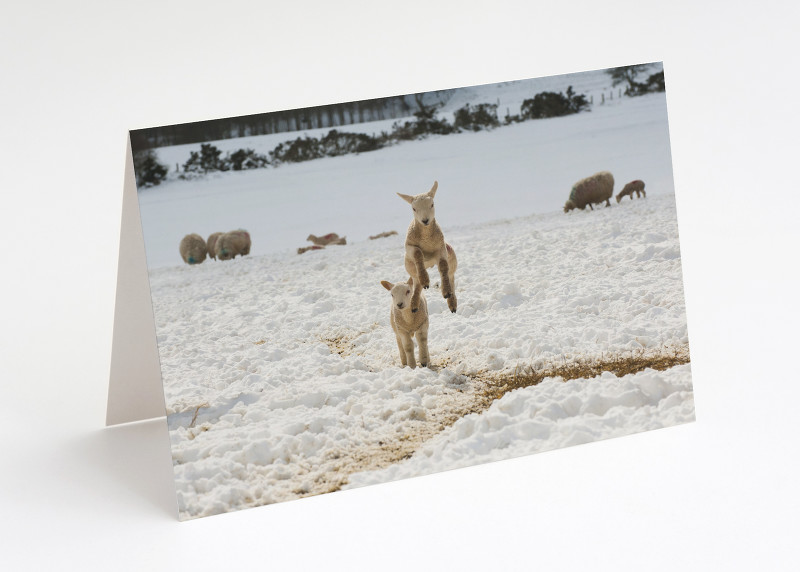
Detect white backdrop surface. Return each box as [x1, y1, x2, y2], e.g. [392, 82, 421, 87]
[1, 1, 798, 570]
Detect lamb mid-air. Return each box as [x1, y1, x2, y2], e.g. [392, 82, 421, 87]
[381, 277, 429, 369]
[397, 181, 458, 313]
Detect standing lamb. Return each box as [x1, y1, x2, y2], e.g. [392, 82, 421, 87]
[215, 229, 251, 260]
[616, 179, 646, 203]
[207, 232, 223, 260]
[179, 233, 207, 265]
[307, 233, 347, 246]
[397, 181, 458, 313]
[381, 277, 430, 369]
[564, 171, 615, 212]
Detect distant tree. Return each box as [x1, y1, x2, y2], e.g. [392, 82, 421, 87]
[606, 64, 654, 92]
[183, 143, 229, 173]
[520, 87, 590, 120]
[133, 150, 168, 187]
[453, 103, 500, 131]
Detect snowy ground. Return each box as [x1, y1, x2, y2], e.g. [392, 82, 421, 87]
[140, 67, 693, 520]
[149, 192, 691, 519]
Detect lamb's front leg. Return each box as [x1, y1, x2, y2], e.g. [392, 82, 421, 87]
[405, 248, 428, 313]
[401, 332, 416, 369]
[415, 327, 429, 368]
[395, 333, 407, 367]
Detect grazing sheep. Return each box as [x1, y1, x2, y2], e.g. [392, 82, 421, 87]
[381, 277, 429, 369]
[397, 181, 458, 313]
[616, 179, 646, 203]
[369, 230, 398, 240]
[179, 233, 207, 265]
[564, 171, 615, 213]
[307, 233, 347, 246]
[297, 245, 325, 254]
[207, 232, 223, 260]
[216, 229, 251, 260]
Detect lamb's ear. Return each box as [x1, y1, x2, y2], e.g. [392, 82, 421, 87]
[381, 280, 393, 291]
[397, 193, 414, 204]
[407, 276, 414, 285]
[427, 180, 438, 198]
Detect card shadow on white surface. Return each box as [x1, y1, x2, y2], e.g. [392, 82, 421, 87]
[77, 419, 177, 519]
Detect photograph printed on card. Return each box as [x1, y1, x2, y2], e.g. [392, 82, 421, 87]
[132, 62, 693, 520]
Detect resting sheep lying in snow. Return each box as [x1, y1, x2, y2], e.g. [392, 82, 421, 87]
[616, 179, 646, 203]
[564, 171, 615, 213]
[206, 232, 223, 260]
[215, 229, 251, 260]
[297, 245, 325, 254]
[369, 230, 398, 240]
[307, 233, 346, 246]
[179, 233, 208, 265]
[381, 277, 429, 369]
[397, 181, 458, 313]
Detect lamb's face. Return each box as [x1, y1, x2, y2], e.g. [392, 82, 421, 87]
[381, 279, 414, 310]
[397, 181, 438, 226]
[564, 200, 575, 213]
[410, 195, 435, 226]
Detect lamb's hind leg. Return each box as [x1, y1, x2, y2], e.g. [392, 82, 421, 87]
[442, 245, 458, 313]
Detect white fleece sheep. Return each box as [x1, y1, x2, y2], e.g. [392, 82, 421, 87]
[616, 179, 646, 203]
[207, 232, 223, 260]
[179, 233, 207, 265]
[381, 277, 430, 368]
[564, 171, 615, 212]
[397, 181, 458, 313]
[216, 229, 251, 260]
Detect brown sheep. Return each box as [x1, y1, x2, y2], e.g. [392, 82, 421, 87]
[616, 180, 646, 203]
[307, 233, 347, 246]
[564, 171, 615, 213]
[179, 234, 207, 265]
[216, 229, 251, 260]
[369, 230, 398, 240]
[297, 245, 325, 254]
[207, 232, 223, 260]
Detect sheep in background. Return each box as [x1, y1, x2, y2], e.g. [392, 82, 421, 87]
[297, 245, 325, 254]
[616, 179, 646, 203]
[307, 233, 347, 246]
[397, 180, 458, 313]
[564, 171, 615, 213]
[381, 277, 429, 369]
[369, 230, 398, 240]
[179, 234, 207, 265]
[216, 229, 251, 260]
[207, 232, 223, 260]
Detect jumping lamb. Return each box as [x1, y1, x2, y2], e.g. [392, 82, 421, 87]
[397, 180, 458, 313]
[307, 233, 347, 246]
[564, 171, 615, 213]
[179, 233, 207, 265]
[216, 229, 251, 260]
[616, 179, 646, 203]
[207, 232, 223, 260]
[381, 277, 429, 369]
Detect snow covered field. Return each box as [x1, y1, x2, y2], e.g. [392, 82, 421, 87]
[139, 67, 693, 520]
